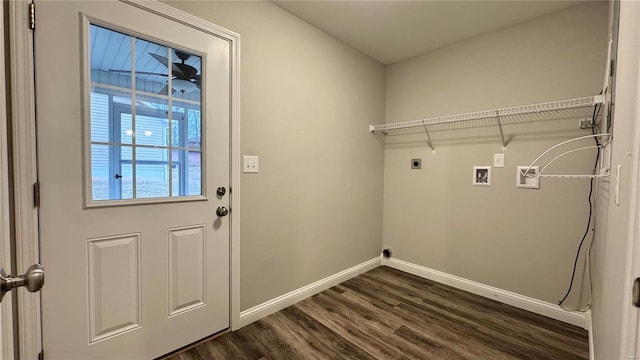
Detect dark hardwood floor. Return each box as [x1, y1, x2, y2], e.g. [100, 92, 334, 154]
[167, 266, 589, 360]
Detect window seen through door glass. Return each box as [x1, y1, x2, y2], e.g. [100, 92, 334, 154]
[88, 24, 203, 202]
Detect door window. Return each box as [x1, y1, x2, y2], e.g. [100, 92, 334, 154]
[88, 24, 203, 203]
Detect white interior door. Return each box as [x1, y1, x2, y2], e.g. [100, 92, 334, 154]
[35, 1, 231, 358]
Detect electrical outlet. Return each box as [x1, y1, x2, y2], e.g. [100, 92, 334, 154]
[579, 118, 594, 129]
[243, 155, 259, 173]
[493, 154, 505, 168]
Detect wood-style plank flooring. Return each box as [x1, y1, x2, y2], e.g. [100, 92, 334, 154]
[167, 267, 589, 360]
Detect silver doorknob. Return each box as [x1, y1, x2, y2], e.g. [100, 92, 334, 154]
[216, 206, 229, 217]
[0, 264, 45, 302]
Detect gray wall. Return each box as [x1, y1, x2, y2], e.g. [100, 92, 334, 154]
[166, 0, 611, 316]
[592, 1, 638, 358]
[165, 1, 386, 311]
[383, 2, 608, 306]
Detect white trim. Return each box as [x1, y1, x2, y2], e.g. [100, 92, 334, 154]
[9, 1, 42, 359]
[384, 258, 587, 328]
[622, 7, 640, 357]
[84, 195, 208, 209]
[585, 309, 592, 331]
[238, 258, 381, 328]
[587, 311, 595, 360]
[229, 27, 242, 332]
[0, 1, 15, 358]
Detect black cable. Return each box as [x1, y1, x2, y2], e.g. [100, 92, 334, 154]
[557, 169, 595, 305]
[557, 103, 601, 306]
[593, 104, 602, 147]
[607, 101, 613, 133]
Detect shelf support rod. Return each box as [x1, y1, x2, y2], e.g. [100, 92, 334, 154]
[422, 125, 435, 151]
[496, 112, 507, 150]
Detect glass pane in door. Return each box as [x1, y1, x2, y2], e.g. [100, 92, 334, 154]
[87, 23, 204, 203]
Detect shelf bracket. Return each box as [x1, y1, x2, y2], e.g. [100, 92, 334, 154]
[373, 130, 385, 145]
[593, 94, 606, 105]
[422, 125, 435, 152]
[369, 125, 386, 145]
[496, 112, 507, 150]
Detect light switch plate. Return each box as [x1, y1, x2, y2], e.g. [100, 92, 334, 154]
[493, 154, 505, 168]
[243, 155, 259, 173]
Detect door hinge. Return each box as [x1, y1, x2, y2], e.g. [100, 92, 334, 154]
[33, 182, 40, 208]
[610, 59, 616, 77]
[38, 350, 44, 360]
[633, 277, 640, 307]
[29, 3, 35, 30]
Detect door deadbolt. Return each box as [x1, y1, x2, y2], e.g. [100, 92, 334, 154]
[216, 206, 229, 217]
[0, 264, 45, 302]
[216, 187, 226, 197]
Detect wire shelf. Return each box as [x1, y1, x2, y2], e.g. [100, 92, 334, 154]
[537, 174, 608, 179]
[369, 95, 604, 150]
[371, 96, 601, 132]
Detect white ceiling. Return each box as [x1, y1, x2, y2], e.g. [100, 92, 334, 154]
[271, 1, 584, 65]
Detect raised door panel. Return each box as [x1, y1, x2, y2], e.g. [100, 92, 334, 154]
[168, 225, 206, 316]
[87, 234, 141, 343]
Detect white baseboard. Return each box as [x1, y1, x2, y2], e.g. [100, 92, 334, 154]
[238, 257, 381, 328]
[384, 258, 587, 328]
[238, 256, 587, 331]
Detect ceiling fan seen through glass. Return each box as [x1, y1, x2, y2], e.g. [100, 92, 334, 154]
[109, 48, 201, 95]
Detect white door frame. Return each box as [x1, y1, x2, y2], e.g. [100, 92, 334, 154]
[1, 1, 16, 358]
[624, 127, 640, 359]
[623, 15, 640, 356]
[8, 1, 242, 358]
[8, 1, 41, 358]
[623, 102, 640, 358]
[621, 6, 640, 359]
